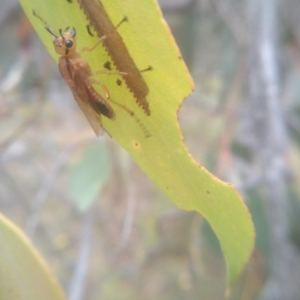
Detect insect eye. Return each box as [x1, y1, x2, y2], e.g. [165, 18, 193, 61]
[65, 39, 73, 48]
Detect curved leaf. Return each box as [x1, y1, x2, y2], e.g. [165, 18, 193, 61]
[0, 212, 66, 300]
[19, 0, 254, 285]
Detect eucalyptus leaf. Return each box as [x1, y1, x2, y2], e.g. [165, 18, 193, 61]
[19, 0, 254, 286]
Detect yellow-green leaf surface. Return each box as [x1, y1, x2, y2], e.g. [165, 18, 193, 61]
[19, 0, 254, 285]
[0, 212, 66, 300]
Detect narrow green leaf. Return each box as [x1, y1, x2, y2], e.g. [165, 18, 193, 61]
[0, 212, 66, 300]
[69, 143, 110, 212]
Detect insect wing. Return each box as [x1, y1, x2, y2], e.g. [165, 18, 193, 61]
[70, 88, 105, 136]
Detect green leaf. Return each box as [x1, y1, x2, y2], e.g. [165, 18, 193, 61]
[19, 0, 254, 286]
[69, 143, 110, 212]
[0, 212, 66, 300]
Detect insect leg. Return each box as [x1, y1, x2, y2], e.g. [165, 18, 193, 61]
[114, 16, 128, 31]
[103, 97, 152, 139]
[85, 16, 128, 38]
[88, 69, 131, 98]
[140, 66, 153, 73]
[88, 79, 151, 138]
[79, 35, 107, 54]
[88, 78, 110, 99]
[91, 70, 128, 76]
[86, 24, 94, 37]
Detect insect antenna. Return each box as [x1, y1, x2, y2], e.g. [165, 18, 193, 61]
[45, 26, 58, 38]
[32, 10, 58, 38]
[59, 29, 65, 40]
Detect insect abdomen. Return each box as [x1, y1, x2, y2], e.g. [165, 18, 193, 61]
[86, 84, 115, 119]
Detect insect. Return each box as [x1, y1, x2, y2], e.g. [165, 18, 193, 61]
[75, 0, 151, 116]
[32, 10, 151, 138]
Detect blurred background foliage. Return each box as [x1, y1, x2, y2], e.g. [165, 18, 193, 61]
[1, 0, 300, 299]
